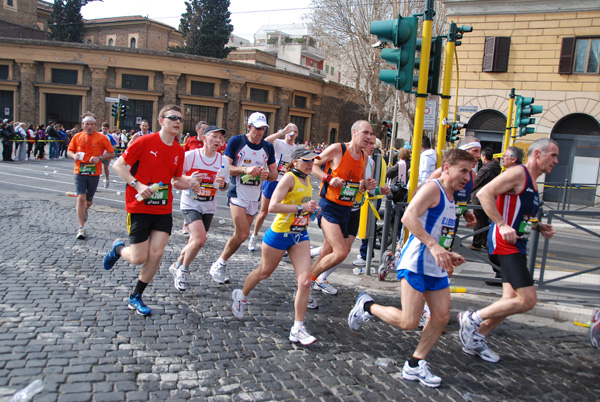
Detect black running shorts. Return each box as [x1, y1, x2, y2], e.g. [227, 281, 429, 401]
[488, 253, 533, 289]
[127, 213, 172, 244]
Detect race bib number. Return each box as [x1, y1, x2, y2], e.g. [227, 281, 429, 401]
[439, 225, 455, 249]
[79, 163, 96, 175]
[192, 183, 217, 201]
[145, 183, 169, 206]
[455, 202, 467, 217]
[338, 181, 360, 202]
[290, 213, 309, 232]
[518, 215, 539, 237]
[277, 160, 289, 176]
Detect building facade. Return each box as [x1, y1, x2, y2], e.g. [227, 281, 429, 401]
[445, 0, 600, 204]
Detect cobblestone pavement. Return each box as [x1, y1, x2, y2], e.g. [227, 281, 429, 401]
[0, 193, 598, 401]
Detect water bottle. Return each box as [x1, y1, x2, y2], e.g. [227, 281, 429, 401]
[241, 171, 256, 183]
[66, 192, 77, 197]
[216, 164, 225, 178]
[353, 267, 364, 275]
[188, 174, 198, 197]
[10, 379, 43, 402]
[136, 181, 162, 202]
[309, 206, 320, 221]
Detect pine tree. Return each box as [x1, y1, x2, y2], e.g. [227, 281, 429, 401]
[172, 0, 234, 58]
[48, 0, 96, 43]
[48, 0, 66, 41]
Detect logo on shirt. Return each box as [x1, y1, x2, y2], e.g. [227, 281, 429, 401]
[150, 151, 158, 157]
[174, 156, 179, 165]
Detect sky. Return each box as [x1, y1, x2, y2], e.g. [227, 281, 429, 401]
[76, 0, 313, 42]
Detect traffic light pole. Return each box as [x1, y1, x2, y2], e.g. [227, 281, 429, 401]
[406, 0, 435, 204]
[435, 28, 458, 168]
[504, 88, 515, 152]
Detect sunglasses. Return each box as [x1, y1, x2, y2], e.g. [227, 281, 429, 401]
[252, 125, 267, 130]
[164, 115, 184, 122]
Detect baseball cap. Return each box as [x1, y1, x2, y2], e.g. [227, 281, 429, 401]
[291, 145, 320, 161]
[247, 112, 269, 128]
[202, 125, 227, 136]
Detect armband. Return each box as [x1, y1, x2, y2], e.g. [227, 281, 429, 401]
[323, 173, 332, 183]
[374, 187, 381, 196]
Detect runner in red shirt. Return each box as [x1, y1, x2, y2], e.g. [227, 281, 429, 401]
[183, 120, 208, 152]
[102, 105, 200, 316]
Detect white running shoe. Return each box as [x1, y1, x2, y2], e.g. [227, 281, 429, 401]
[591, 308, 600, 349]
[169, 263, 187, 291]
[419, 304, 430, 329]
[314, 280, 338, 295]
[348, 292, 374, 331]
[295, 287, 318, 309]
[462, 337, 500, 363]
[76, 227, 86, 240]
[182, 224, 189, 235]
[289, 326, 317, 345]
[458, 311, 478, 349]
[401, 360, 442, 388]
[231, 289, 246, 319]
[247, 234, 258, 252]
[209, 260, 229, 284]
[352, 256, 366, 267]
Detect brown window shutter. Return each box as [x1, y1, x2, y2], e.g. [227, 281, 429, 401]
[482, 37, 511, 73]
[558, 37, 575, 74]
[482, 37, 496, 72]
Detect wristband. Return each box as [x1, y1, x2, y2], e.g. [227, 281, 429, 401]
[374, 187, 381, 196]
[244, 167, 247, 174]
[323, 173, 332, 183]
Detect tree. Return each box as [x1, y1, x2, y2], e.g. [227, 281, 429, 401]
[48, 0, 98, 43]
[171, 0, 235, 58]
[307, 0, 446, 138]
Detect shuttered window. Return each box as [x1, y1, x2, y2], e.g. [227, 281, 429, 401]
[559, 37, 600, 75]
[482, 37, 511, 73]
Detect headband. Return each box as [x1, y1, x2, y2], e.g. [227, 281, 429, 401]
[82, 116, 96, 123]
[459, 142, 481, 151]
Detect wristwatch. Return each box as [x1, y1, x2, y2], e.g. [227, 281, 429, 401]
[130, 180, 138, 187]
[297, 204, 304, 213]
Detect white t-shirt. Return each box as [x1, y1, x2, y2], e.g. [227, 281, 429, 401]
[180, 149, 230, 214]
[418, 149, 437, 186]
[273, 139, 295, 181]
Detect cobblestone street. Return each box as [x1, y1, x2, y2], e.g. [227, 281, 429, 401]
[0, 194, 598, 401]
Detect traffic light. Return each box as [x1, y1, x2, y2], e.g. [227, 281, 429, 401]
[119, 104, 128, 119]
[370, 15, 418, 92]
[446, 121, 467, 142]
[413, 35, 443, 95]
[514, 96, 543, 137]
[382, 121, 392, 138]
[111, 103, 119, 118]
[448, 23, 473, 47]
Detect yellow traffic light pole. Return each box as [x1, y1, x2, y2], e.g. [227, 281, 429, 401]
[435, 32, 456, 168]
[503, 88, 515, 152]
[406, 4, 435, 205]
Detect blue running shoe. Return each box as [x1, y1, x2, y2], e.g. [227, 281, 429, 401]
[103, 239, 124, 270]
[128, 294, 151, 316]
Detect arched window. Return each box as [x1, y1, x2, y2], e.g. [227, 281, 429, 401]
[108, 38, 114, 47]
[130, 38, 136, 48]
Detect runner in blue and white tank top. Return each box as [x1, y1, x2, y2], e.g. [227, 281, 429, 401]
[347, 149, 475, 388]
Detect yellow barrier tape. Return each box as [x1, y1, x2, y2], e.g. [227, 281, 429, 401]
[364, 192, 384, 221]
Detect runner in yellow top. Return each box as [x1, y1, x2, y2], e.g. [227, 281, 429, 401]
[231, 146, 320, 345]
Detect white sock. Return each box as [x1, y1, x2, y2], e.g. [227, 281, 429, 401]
[217, 258, 227, 266]
[293, 320, 303, 330]
[318, 264, 339, 282]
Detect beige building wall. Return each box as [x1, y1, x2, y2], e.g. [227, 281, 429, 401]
[446, 5, 600, 144]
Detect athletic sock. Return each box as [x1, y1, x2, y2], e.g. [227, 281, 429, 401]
[180, 264, 188, 271]
[130, 280, 148, 299]
[217, 258, 227, 266]
[310, 274, 318, 282]
[293, 320, 303, 331]
[408, 356, 421, 368]
[472, 311, 484, 325]
[114, 244, 124, 256]
[364, 301, 375, 314]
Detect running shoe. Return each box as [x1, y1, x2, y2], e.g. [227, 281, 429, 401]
[590, 308, 600, 349]
[401, 360, 442, 388]
[231, 289, 246, 319]
[419, 304, 431, 329]
[247, 234, 258, 252]
[76, 227, 86, 240]
[289, 326, 317, 345]
[169, 263, 187, 291]
[352, 256, 366, 267]
[314, 280, 338, 295]
[458, 311, 479, 349]
[103, 239, 124, 270]
[310, 246, 322, 259]
[348, 292, 374, 331]
[104, 179, 109, 189]
[84, 207, 89, 223]
[294, 287, 318, 309]
[462, 337, 500, 363]
[128, 294, 151, 316]
[209, 260, 229, 284]
[182, 224, 189, 235]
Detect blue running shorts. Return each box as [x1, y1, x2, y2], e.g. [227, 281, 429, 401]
[263, 227, 310, 251]
[397, 269, 450, 293]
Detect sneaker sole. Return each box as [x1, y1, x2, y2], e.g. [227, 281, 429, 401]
[289, 335, 317, 345]
[461, 346, 500, 363]
[458, 312, 475, 348]
[128, 304, 151, 316]
[401, 371, 441, 388]
[315, 284, 338, 296]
